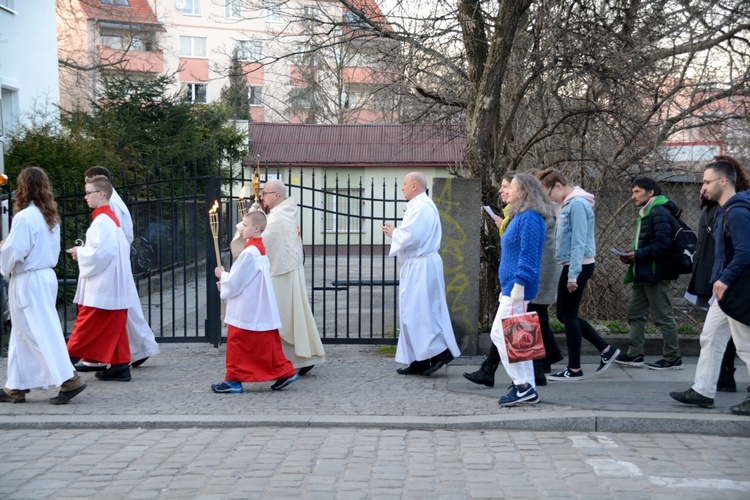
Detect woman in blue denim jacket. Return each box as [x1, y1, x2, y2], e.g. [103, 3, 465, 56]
[536, 169, 619, 381]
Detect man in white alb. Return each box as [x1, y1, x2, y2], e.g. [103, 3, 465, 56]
[382, 172, 460, 376]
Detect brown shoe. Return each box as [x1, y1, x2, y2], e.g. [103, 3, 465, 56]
[60, 373, 85, 392]
[0, 388, 29, 403]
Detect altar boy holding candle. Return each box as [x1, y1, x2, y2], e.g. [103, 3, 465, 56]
[66, 176, 136, 382]
[211, 209, 299, 393]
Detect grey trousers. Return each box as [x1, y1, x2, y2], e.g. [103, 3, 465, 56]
[626, 281, 680, 360]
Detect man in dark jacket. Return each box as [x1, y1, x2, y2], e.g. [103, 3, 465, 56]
[614, 177, 682, 370]
[671, 158, 750, 416]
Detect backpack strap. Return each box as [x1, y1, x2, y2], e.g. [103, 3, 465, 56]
[722, 201, 750, 240]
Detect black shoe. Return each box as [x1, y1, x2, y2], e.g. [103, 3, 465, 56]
[95, 365, 132, 382]
[0, 389, 26, 403]
[74, 363, 106, 372]
[669, 388, 714, 409]
[49, 384, 87, 405]
[463, 358, 499, 387]
[130, 357, 149, 368]
[298, 365, 314, 376]
[421, 350, 454, 376]
[613, 353, 644, 367]
[397, 360, 429, 375]
[717, 367, 737, 393]
[420, 359, 446, 376]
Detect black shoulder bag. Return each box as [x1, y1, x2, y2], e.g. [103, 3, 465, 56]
[717, 201, 750, 326]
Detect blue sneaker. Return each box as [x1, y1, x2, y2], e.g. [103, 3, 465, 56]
[498, 384, 539, 407]
[271, 372, 299, 391]
[211, 380, 243, 394]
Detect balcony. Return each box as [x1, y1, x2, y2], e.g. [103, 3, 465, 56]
[97, 45, 164, 73]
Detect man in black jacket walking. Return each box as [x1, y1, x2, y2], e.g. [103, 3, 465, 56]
[614, 177, 683, 370]
[671, 159, 750, 416]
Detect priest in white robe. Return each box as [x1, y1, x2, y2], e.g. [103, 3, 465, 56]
[382, 172, 460, 376]
[261, 179, 325, 374]
[0, 166, 86, 404]
[82, 167, 159, 369]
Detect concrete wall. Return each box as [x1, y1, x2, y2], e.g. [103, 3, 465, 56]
[433, 177, 481, 356]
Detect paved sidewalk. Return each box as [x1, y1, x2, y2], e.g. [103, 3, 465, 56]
[0, 344, 748, 436]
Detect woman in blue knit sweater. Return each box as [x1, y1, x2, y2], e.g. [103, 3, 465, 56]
[489, 173, 553, 406]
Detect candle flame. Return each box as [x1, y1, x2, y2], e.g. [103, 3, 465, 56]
[239, 185, 247, 200]
[208, 200, 219, 214]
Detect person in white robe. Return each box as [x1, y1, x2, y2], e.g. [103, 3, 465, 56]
[80, 167, 159, 370]
[261, 179, 325, 374]
[382, 172, 460, 376]
[0, 166, 86, 404]
[66, 176, 138, 382]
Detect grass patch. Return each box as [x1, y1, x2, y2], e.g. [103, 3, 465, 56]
[678, 325, 699, 335]
[376, 346, 397, 356]
[604, 321, 629, 334]
[550, 320, 565, 333]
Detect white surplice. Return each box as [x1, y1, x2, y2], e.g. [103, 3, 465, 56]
[219, 239, 281, 331]
[263, 196, 325, 369]
[0, 202, 75, 389]
[73, 207, 137, 311]
[389, 192, 460, 364]
[109, 189, 159, 361]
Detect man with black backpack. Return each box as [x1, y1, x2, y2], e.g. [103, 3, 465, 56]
[614, 177, 685, 370]
[671, 159, 750, 416]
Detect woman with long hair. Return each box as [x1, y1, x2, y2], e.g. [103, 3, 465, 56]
[464, 171, 518, 387]
[536, 168, 619, 381]
[488, 173, 551, 406]
[0, 166, 87, 404]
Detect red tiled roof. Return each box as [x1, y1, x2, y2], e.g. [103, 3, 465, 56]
[248, 123, 465, 168]
[78, 0, 160, 25]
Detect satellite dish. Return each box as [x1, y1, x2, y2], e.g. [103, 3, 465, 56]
[175, 0, 186, 10]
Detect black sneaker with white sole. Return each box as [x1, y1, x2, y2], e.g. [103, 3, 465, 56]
[596, 348, 621, 375]
[547, 368, 583, 381]
[613, 353, 645, 367]
[646, 358, 683, 370]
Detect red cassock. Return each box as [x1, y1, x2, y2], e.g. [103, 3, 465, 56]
[225, 325, 296, 382]
[220, 238, 295, 382]
[67, 306, 129, 364]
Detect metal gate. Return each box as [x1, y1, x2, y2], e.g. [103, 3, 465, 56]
[43, 164, 403, 348]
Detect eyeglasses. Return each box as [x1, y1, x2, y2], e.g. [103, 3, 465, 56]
[84, 190, 102, 197]
[261, 191, 277, 196]
[702, 178, 722, 186]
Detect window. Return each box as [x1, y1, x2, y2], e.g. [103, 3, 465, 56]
[289, 42, 314, 66]
[236, 40, 262, 61]
[343, 10, 369, 31]
[181, 82, 207, 103]
[264, 0, 282, 22]
[302, 6, 322, 25]
[289, 88, 314, 109]
[183, 0, 200, 15]
[324, 189, 363, 233]
[225, 0, 242, 18]
[100, 35, 124, 50]
[249, 86, 263, 106]
[179, 36, 207, 57]
[0, 0, 15, 11]
[102, 0, 129, 5]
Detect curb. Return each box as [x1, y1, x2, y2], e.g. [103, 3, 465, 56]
[1, 411, 748, 437]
